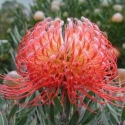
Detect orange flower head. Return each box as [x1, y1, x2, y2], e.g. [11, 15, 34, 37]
[0, 17, 125, 109]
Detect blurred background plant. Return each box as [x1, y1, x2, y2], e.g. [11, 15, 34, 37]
[1, 0, 125, 125]
[0, 0, 28, 73]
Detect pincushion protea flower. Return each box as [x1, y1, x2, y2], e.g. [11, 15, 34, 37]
[0, 17, 125, 110]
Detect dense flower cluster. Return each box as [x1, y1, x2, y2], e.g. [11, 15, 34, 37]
[0, 17, 125, 109]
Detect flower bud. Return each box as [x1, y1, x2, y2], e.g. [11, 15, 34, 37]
[51, 0, 61, 12]
[33, 11, 45, 21]
[118, 69, 125, 81]
[113, 4, 122, 12]
[94, 8, 101, 15]
[51, 5, 60, 12]
[113, 47, 120, 58]
[7, 71, 21, 79]
[4, 71, 22, 86]
[122, 43, 125, 49]
[111, 13, 123, 23]
[63, 12, 68, 17]
[52, 0, 61, 6]
[101, 0, 109, 7]
[78, 0, 85, 4]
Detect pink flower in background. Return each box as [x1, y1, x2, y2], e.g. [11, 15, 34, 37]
[0, 17, 124, 110]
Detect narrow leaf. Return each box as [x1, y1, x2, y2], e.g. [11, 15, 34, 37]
[101, 111, 110, 125]
[10, 32, 18, 47]
[0, 113, 8, 125]
[0, 113, 4, 125]
[122, 106, 125, 121]
[30, 120, 37, 125]
[65, 94, 70, 119]
[110, 114, 117, 125]
[69, 111, 79, 125]
[82, 109, 99, 124]
[0, 98, 4, 109]
[25, 107, 36, 115]
[17, 107, 35, 119]
[49, 104, 56, 125]
[80, 101, 96, 124]
[43, 104, 49, 117]
[54, 97, 63, 112]
[84, 91, 94, 105]
[16, 115, 28, 125]
[9, 104, 19, 119]
[14, 26, 22, 41]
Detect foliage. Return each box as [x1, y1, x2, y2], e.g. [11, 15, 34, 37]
[0, 92, 124, 125]
[0, 0, 28, 73]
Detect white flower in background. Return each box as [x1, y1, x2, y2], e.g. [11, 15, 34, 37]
[33, 11, 45, 21]
[101, 0, 109, 7]
[94, 8, 101, 15]
[15, 3, 19, 8]
[51, 5, 60, 12]
[111, 13, 123, 23]
[118, 69, 125, 81]
[0, 40, 8, 44]
[96, 21, 101, 26]
[122, 43, 125, 49]
[113, 47, 120, 58]
[4, 71, 22, 86]
[6, 71, 22, 79]
[103, 31, 108, 38]
[51, 0, 61, 12]
[113, 4, 122, 12]
[85, 9, 89, 14]
[78, 0, 85, 4]
[63, 12, 68, 17]
[60, 2, 65, 6]
[52, 0, 61, 6]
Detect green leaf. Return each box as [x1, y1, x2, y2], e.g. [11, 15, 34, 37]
[107, 104, 120, 123]
[121, 107, 125, 121]
[2, 114, 8, 125]
[19, 97, 26, 103]
[84, 91, 94, 105]
[25, 107, 36, 115]
[49, 104, 56, 125]
[30, 120, 37, 125]
[35, 107, 46, 125]
[82, 109, 99, 124]
[110, 114, 117, 125]
[0, 113, 4, 125]
[17, 107, 35, 119]
[89, 111, 101, 125]
[101, 111, 110, 125]
[0, 113, 8, 125]
[37, 106, 46, 118]
[41, 105, 50, 125]
[43, 104, 49, 117]
[80, 101, 96, 124]
[16, 115, 28, 125]
[69, 111, 79, 125]
[10, 32, 18, 47]
[54, 97, 63, 112]
[0, 98, 4, 109]
[8, 104, 19, 119]
[65, 94, 70, 119]
[14, 26, 22, 41]
[10, 115, 16, 125]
